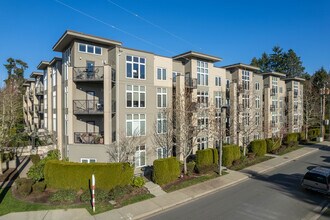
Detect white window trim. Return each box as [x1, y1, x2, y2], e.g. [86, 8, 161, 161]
[125, 55, 146, 80]
[78, 43, 102, 55]
[80, 158, 97, 163]
[126, 85, 146, 108]
[156, 88, 167, 108]
[126, 114, 146, 137]
[135, 145, 146, 168]
[156, 67, 167, 80]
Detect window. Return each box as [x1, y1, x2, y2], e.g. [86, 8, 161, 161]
[242, 70, 250, 90]
[135, 145, 146, 167]
[44, 113, 48, 129]
[78, 43, 102, 55]
[255, 82, 260, 91]
[44, 70, 48, 90]
[157, 147, 167, 159]
[64, 114, 68, 135]
[81, 158, 97, 163]
[126, 114, 146, 136]
[255, 96, 260, 109]
[271, 77, 278, 95]
[294, 81, 299, 98]
[157, 88, 167, 108]
[225, 136, 230, 144]
[172, 72, 178, 82]
[243, 112, 249, 126]
[197, 137, 208, 150]
[255, 112, 260, 126]
[242, 94, 249, 109]
[157, 68, 166, 80]
[52, 67, 56, 86]
[215, 91, 222, 108]
[64, 87, 68, 108]
[197, 91, 209, 108]
[53, 113, 56, 131]
[279, 87, 283, 93]
[215, 77, 221, 86]
[44, 94, 47, 110]
[52, 91, 56, 109]
[197, 61, 208, 86]
[126, 55, 146, 79]
[254, 133, 260, 140]
[157, 112, 167, 134]
[198, 116, 209, 129]
[126, 85, 145, 108]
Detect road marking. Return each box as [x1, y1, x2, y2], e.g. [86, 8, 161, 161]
[301, 200, 329, 220]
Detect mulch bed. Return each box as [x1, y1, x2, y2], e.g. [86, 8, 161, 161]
[161, 174, 199, 191]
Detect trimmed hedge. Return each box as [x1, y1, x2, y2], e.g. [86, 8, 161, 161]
[44, 161, 134, 190]
[153, 157, 180, 185]
[250, 139, 267, 157]
[308, 128, 321, 141]
[266, 138, 281, 153]
[222, 145, 241, 167]
[196, 148, 218, 173]
[284, 133, 300, 147]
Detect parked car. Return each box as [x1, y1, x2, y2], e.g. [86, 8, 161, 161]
[301, 167, 330, 194]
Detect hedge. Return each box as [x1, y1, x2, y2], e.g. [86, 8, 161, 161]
[44, 161, 134, 190]
[308, 128, 321, 141]
[196, 148, 218, 173]
[284, 133, 300, 147]
[222, 145, 241, 167]
[250, 139, 267, 157]
[266, 138, 281, 153]
[153, 157, 180, 185]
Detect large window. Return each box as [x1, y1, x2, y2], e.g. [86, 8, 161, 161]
[157, 147, 167, 159]
[53, 113, 56, 132]
[198, 116, 209, 129]
[126, 114, 146, 136]
[126, 56, 146, 79]
[255, 112, 260, 126]
[255, 82, 260, 91]
[242, 70, 250, 90]
[44, 113, 48, 129]
[126, 85, 145, 108]
[135, 145, 146, 167]
[255, 96, 260, 109]
[197, 137, 208, 150]
[157, 112, 167, 134]
[197, 91, 209, 108]
[197, 61, 208, 86]
[157, 68, 166, 80]
[242, 94, 250, 109]
[78, 43, 102, 55]
[157, 88, 167, 108]
[52, 91, 56, 109]
[52, 67, 56, 86]
[215, 91, 222, 109]
[215, 77, 221, 86]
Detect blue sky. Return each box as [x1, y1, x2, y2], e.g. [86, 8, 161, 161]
[0, 0, 329, 84]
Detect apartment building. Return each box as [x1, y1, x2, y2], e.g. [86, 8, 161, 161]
[24, 30, 304, 169]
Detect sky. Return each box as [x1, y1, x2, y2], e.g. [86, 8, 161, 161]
[0, 0, 329, 85]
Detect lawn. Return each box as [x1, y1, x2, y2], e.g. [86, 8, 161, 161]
[276, 145, 303, 156]
[229, 156, 273, 171]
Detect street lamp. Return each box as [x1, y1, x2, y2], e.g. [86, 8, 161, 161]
[219, 105, 228, 176]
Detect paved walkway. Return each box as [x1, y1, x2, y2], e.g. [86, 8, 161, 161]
[0, 142, 328, 220]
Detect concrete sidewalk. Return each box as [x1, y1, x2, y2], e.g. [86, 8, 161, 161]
[0, 143, 327, 220]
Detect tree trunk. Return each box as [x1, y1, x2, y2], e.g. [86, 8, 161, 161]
[183, 158, 187, 175]
[0, 153, 3, 175]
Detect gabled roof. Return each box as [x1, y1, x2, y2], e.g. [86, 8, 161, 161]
[173, 51, 222, 63]
[53, 30, 122, 52]
[221, 63, 260, 71]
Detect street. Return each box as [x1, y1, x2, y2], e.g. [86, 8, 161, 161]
[146, 146, 330, 220]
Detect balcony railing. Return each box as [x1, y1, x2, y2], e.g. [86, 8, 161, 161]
[29, 107, 33, 114]
[185, 78, 197, 89]
[270, 105, 276, 112]
[73, 67, 104, 82]
[271, 120, 276, 127]
[74, 132, 104, 144]
[35, 105, 44, 113]
[73, 100, 104, 114]
[35, 86, 44, 96]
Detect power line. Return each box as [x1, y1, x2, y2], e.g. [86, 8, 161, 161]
[54, 0, 176, 55]
[107, 0, 202, 50]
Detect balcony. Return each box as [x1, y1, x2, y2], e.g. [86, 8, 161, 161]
[185, 78, 197, 89]
[35, 105, 44, 113]
[270, 105, 276, 112]
[73, 100, 104, 115]
[74, 132, 104, 144]
[73, 67, 104, 82]
[29, 107, 33, 114]
[35, 86, 44, 96]
[271, 120, 276, 127]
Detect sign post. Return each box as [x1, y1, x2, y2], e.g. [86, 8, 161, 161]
[92, 174, 95, 212]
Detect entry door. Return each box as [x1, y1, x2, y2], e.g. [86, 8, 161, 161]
[86, 91, 95, 111]
[86, 121, 95, 133]
[86, 61, 95, 78]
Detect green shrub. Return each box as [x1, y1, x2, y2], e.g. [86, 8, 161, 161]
[30, 154, 41, 165]
[250, 139, 267, 157]
[32, 181, 46, 193]
[153, 157, 180, 185]
[266, 138, 281, 153]
[195, 148, 218, 173]
[186, 161, 196, 175]
[131, 176, 145, 188]
[222, 145, 241, 167]
[80, 189, 110, 203]
[50, 189, 76, 203]
[44, 161, 134, 190]
[15, 178, 34, 197]
[1, 152, 14, 162]
[308, 128, 321, 141]
[109, 185, 134, 200]
[47, 150, 60, 160]
[284, 133, 299, 147]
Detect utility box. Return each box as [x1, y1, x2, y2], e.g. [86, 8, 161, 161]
[317, 137, 324, 142]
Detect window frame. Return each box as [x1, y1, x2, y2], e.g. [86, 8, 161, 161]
[126, 55, 146, 80]
[78, 43, 102, 55]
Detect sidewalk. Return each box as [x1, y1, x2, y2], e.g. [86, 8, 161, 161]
[0, 143, 327, 220]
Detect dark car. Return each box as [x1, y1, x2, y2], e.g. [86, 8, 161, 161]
[301, 167, 330, 195]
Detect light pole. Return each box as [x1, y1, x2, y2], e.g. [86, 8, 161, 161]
[219, 105, 228, 176]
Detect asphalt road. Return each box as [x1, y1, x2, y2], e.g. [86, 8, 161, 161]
[146, 146, 330, 220]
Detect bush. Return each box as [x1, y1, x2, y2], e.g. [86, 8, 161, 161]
[222, 145, 241, 167]
[109, 185, 134, 200]
[32, 181, 46, 193]
[44, 161, 134, 190]
[30, 154, 41, 165]
[250, 139, 267, 157]
[15, 178, 34, 197]
[153, 157, 180, 185]
[131, 176, 145, 188]
[266, 138, 281, 153]
[80, 189, 110, 203]
[50, 189, 76, 203]
[186, 161, 196, 175]
[195, 148, 218, 173]
[284, 133, 299, 147]
[308, 128, 321, 141]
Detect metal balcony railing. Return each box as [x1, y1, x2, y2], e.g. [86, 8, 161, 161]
[74, 132, 104, 144]
[185, 78, 197, 89]
[73, 100, 104, 114]
[35, 86, 44, 96]
[73, 66, 104, 82]
[35, 105, 44, 113]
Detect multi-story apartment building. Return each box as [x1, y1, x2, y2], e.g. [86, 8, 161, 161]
[23, 30, 304, 169]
